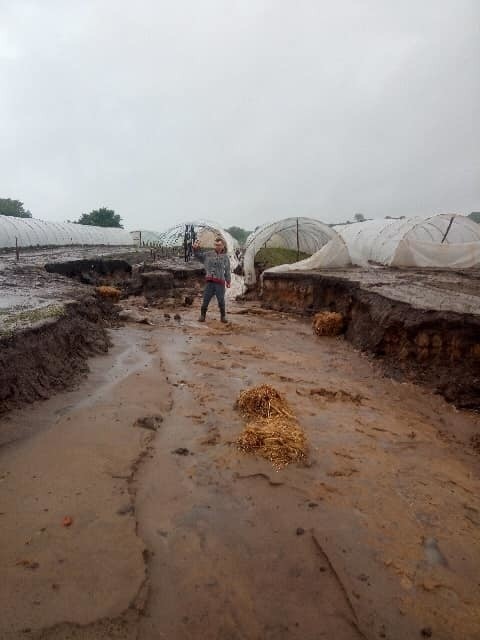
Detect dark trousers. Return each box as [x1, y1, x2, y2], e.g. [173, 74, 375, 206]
[201, 281, 226, 316]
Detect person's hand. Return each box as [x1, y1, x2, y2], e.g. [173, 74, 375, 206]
[193, 240, 200, 250]
[226, 282, 231, 288]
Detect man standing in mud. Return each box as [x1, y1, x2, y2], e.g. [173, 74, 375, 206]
[192, 236, 231, 323]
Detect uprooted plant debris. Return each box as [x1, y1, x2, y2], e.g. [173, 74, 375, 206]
[237, 416, 307, 469]
[312, 311, 344, 337]
[236, 385, 308, 469]
[236, 384, 294, 420]
[95, 285, 122, 301]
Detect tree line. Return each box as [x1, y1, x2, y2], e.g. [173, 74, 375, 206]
[0, 199, 123, 227]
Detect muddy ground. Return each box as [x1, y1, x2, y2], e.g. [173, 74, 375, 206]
[262, 267, 480, 315]
[262, 268, 480, 409]
[0, 252, 204, 416]
[0, 247, 198, 316]
[1, 298, 479, 640]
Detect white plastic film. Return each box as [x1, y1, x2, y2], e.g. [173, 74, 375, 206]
[336, 214, 480, 268]
[244, 217, 338, 285]
[264, 235, 351, 276]
[0, 215, 133, 248]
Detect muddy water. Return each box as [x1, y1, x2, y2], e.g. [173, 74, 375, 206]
[0, 326, 169, 637]
[1, 302, 480, 639]
[135, 305, 480, 640]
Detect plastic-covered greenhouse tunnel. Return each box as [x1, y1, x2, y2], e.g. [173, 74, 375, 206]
[335, 214, 480, 268]
[243, 217, 347, 286]
[0, 214, 134, 249]
[262, 213, 480, 277]
[133, 220, 238, 255]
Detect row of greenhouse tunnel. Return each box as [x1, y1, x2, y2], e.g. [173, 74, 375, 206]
[2, 213, 480, 283]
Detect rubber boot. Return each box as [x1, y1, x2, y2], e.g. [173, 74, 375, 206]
[198, 306, 207, 322]
[219, 303, 227, 323]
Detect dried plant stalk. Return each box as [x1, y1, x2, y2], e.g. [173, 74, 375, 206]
[236, 385, 308, 469]
[236, 384, 292, 419]
[237, 415, 307, 469]
[96, 286, 121, 301]
[312, 311, 344, 336]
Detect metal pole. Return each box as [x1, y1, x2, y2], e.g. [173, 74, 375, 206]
[296, 218, 299, 261]
[441, 216, 455, 244]
[15, 237, 19, 261]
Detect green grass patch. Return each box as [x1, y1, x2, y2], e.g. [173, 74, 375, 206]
[254, 247, 310, 269]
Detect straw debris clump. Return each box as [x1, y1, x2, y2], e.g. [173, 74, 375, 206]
[238, 416, 307, 469]
[236, 384, 308, 469]
[312, 311, 344, 337]
[236, 384, 293, 419]
[96, 286, 121, 302]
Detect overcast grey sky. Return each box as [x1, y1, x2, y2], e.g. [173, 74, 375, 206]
[0, 0, 479, 231]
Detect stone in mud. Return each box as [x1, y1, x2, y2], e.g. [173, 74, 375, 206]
[172, 447, 190, 456]
[80, 272, 96, 285]
[423, 537, 448, 567]
[135, 415, 163, 431]
[117, 504, 134, 515]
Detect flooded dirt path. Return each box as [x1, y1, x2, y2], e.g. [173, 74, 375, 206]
[0, 326, 170, 638]
[1, 301, 480, 639]
[136, 304, 480, 640]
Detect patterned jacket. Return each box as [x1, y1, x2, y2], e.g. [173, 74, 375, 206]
[194, 248, 231, 286]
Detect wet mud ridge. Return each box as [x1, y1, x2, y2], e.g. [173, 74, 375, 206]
[0, 294, 115, 419]
[0, 251, 205, 417]
[44, 253, 205, 300]
[262, 268, 480, 409]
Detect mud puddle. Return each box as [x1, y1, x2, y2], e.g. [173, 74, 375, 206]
[74, 328, 158, 411]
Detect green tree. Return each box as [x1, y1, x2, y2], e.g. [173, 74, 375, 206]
[226, 226, 251, 245]
[354, 213, 366, 222]
[77, 207, 123, 228]
[0, 198, 32, 218]
[468, 212, 480, 224]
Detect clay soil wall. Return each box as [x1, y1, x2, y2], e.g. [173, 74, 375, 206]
[262, 271, 480, 409]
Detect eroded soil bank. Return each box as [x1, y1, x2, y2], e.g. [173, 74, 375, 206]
[1, 301, 479, 640]
[0, 254, 204, 418]
[262, 269, 480, 409]
[0, 295, 115, 420]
